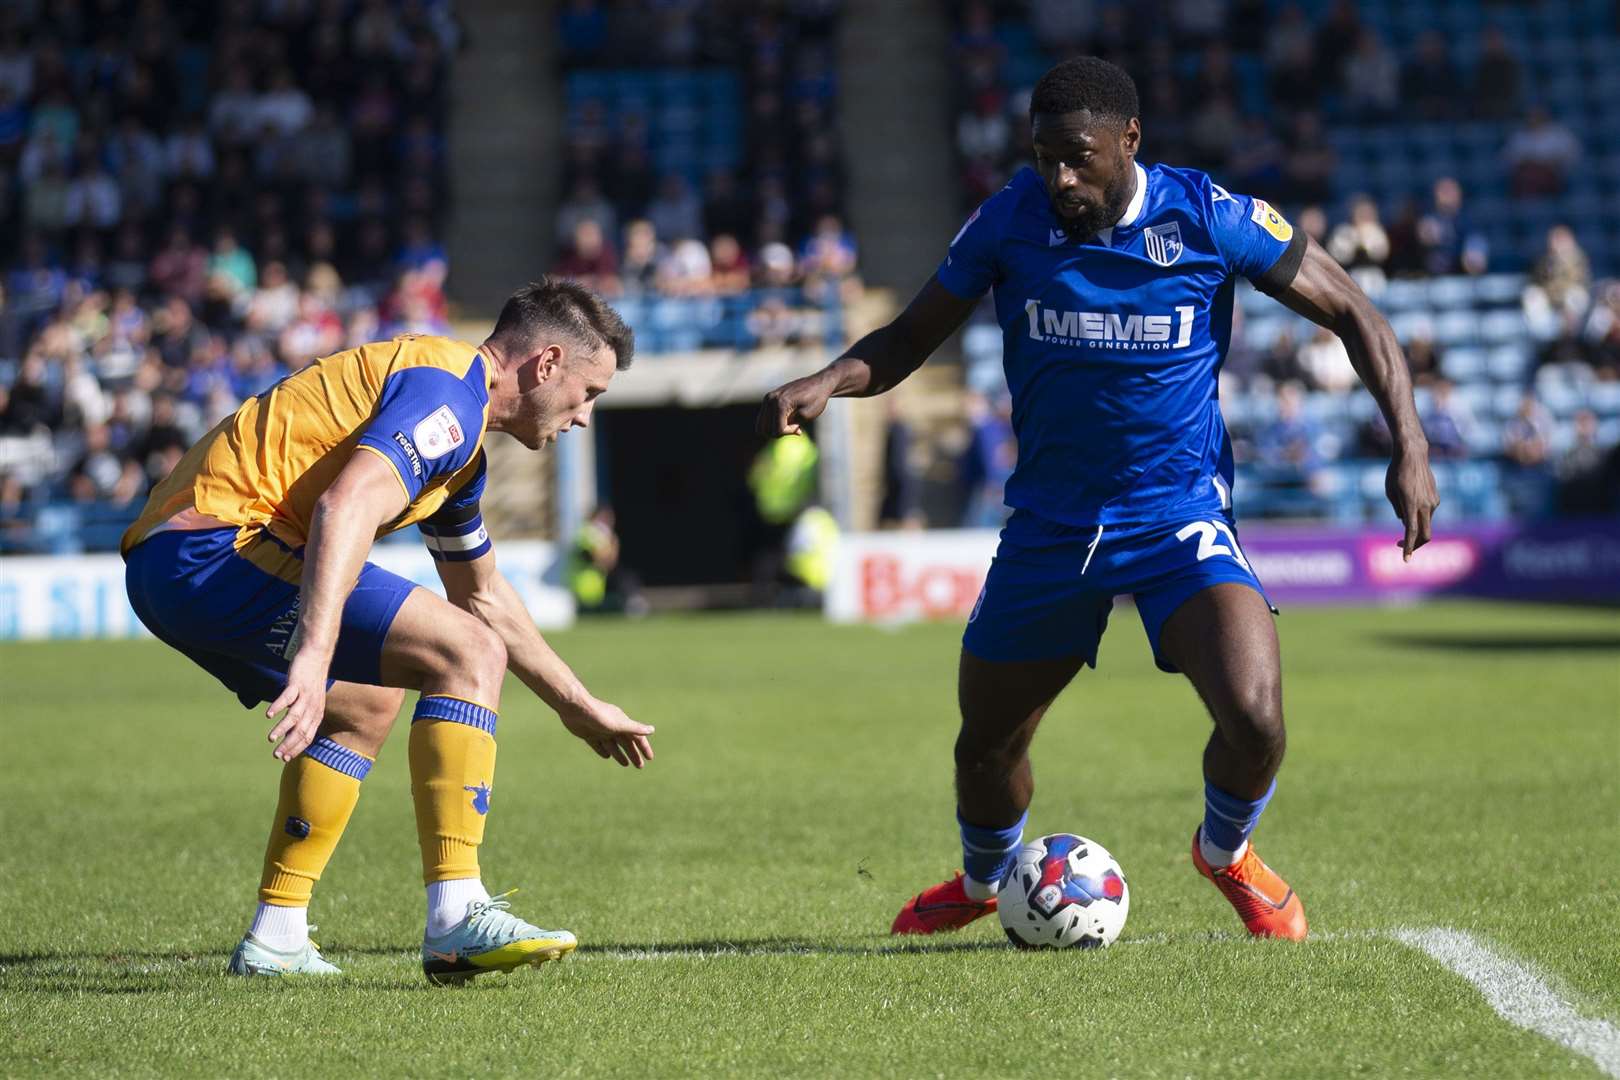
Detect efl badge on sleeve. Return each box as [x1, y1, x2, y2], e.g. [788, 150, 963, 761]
[1249, 199, 1294, 242]
[413, 404, 466, 461]
[1143, 221, 1184, 266]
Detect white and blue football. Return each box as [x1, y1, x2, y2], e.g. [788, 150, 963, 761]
[999, 833, 1130, 949]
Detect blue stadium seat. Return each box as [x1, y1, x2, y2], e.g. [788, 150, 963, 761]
[1239, 318, 1289, 351]
[1435, 310, 1480, 346]
[1379, 279, 1427, 312]
[1427, 277, 1473, 308]
[1487, 345, 1533, 383]
[1538, 382, 1587, 417]
[1587, 383, 1620, 417]
[1443, 347, 1488, 382]
[961, 324, 1002, 368]
[1493, 384, 1526, 418]
[1473, 274, 1527, 306]
[1467, 419, 1503, 456]
[1454, 382, 1493, 417]
[1389, 310, 1434, 343]
[1345, 393, 1379, 422]
[1477, 310, 1530, 346]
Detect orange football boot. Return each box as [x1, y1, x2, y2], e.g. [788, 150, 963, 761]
[890, 872, 997, 935]
[1190, 828, 1308, 940]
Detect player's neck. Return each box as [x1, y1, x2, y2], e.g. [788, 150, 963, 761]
[478, 339, 520, 434]
[1101, 162, 1142, 232]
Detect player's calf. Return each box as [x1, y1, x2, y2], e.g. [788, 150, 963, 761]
[1208, 683, 1286, 791]
[244, 728, 377, 965]
[318, 685, 406, 758]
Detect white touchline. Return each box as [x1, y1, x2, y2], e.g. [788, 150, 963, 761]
[1392, 928, 1620, 1079]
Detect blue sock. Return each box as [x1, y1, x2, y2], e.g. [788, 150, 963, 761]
[1202, 779, 1276, 853]
[958, 810, 1027, 887]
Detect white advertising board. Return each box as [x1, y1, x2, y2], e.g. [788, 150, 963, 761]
[0, 540, 573, 641]
[825, 529, 1000, 624]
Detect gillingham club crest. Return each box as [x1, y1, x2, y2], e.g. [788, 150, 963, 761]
[1142, 221, 1183, 266]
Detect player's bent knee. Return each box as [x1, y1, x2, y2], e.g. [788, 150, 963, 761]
[954, 728, 1029, 774]
[447, 617, 507, 696]
[364, 686, 407, 729]
[1219, 689, 1286, 768]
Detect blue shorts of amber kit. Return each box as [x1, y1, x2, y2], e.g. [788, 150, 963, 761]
[125, 526, 418, 707]
[962, 510, 1274, 672]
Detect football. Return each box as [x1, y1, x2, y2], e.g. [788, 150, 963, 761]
[999, 834, 1130, 949]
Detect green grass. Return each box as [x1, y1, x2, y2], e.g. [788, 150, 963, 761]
[2, 602, 1618, 1078]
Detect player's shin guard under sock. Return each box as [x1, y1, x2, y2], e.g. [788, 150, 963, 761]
[1201, 778, 1276, 867]
[409, 696, 498, 887]
[958, 810, 1028, 899]
[258, 737, 373, 915]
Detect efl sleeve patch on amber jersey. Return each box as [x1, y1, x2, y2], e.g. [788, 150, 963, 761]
[356, 367, 484, 500]
[413, 405, 466, 461]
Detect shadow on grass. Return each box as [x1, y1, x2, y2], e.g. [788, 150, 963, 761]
[1375, 632, 1620, 653]
[576, 937, 1015, 958]
[0, 945, 410, 966]
[0, 936, 1020, 987]
[0, 945, 416, 996]
[1, 929, 1277, 994]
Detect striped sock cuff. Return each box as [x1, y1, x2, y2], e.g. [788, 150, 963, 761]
[958, 810, 1028, 886]
[304, 736, 374, 780]
[413, 695, 498, 735]
[1202, 778, 1276, 852]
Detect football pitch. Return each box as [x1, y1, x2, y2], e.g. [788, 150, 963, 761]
[3, 601, 1617, 1078]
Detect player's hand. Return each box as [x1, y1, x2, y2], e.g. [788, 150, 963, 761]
[265, 651, 330, 762]
[757, 372, 834, 437]
[1386, 447, 1440, 561]
[558, 697, 655, 769]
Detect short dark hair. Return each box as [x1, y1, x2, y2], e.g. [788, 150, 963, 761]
[1029, 57, 1139, 127]
[491, 276, 635, 370]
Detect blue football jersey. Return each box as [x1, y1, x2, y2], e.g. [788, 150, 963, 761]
[937, 162, 1304, 527]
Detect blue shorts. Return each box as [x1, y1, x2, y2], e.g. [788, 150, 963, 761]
[125, 527, 417, 708]
[962, 511, 1274, 673]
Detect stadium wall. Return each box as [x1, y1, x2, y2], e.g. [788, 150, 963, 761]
[826, 521, 1620, 623]
[0, 541, 573, 642]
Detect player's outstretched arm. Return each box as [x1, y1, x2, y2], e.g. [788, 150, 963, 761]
[1268, 237, 1440, 559]
[267, 449, 409, 761]
[756, 276, 979, 437]
[434, 551, 654, 768]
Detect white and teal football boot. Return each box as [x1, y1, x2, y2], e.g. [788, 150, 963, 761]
[421, 891, 577, 986]
[226, 932, 341, 976]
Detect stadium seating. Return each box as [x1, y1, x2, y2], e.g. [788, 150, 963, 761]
[953, 0, 1620, 276]
[553, 2, 854, 358]
[0, 2, 462, 553]
[564, 69, 744, 190]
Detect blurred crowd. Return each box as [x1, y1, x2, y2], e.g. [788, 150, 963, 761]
[552, 0, 860, 344]
[950, 0, 1590, 210]
[0, 0, 461, 551]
